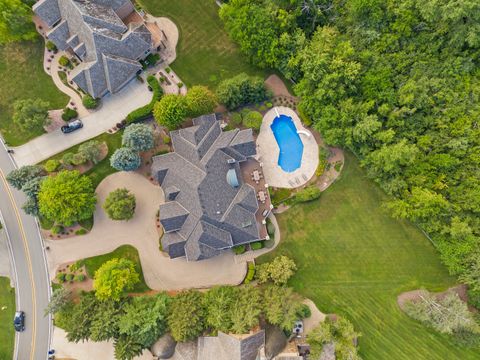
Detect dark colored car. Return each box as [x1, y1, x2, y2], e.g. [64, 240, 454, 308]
[61, 120, 83, 134]
[13, 311, 25, 332]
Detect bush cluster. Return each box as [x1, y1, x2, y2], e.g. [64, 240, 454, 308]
[288, 186, 321, 205]
[82, 94, 99, 109]
[126, 76, 163, 124]
[243, 263, 255, 284]
[216, 73, 267, 110]
[62, 107, 78, 121]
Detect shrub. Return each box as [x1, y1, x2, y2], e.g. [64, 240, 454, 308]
[216, 73, 267, 110]
[56, 272, 66, 283]
[316, 147, 330, 177]
[82, 94, 99, 109]
[177, 82, 183, 88]
[256, 256, 297, 285]
[61, 152, 75, 166]
[122, 124, 154, 152]
[61, 107, 78, 121]
[250, 241, 264, 250]
[289, 186, 321, 205]
[266, 219, 275, 236]
[75, 228, 87, 235]
[74, 274, 86, 282]
[233, 245, 246, 255]
[78, 140, 102, 164]
[296, 304, 312, 319]
[165, 67, 171, 73]
[46, 40, 57, 51]
[162, 135, 171, 144]
[230, 112, 243, 127]
[153, 94, 188, 130]
[103, 188, 136, 221]
[244, 263, 255, 284]
[126, 76, 163, 123]
[297, 102, 312, 127]
[58, 55, 70, 67]
[185, 85, 217, 117]
[72, 152, 87, 166]
[242, 111, 263, 131]
[65, 273, 74, 282]
[44, 159, 61, 172]
[110, 148, 141, 171]
[51, 225, 64, 235]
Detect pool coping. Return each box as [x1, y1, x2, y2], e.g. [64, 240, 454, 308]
[256, 106, 319, 189]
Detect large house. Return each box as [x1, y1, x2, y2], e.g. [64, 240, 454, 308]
[152, 114, 272, 261]
[33, 0, 164, 98]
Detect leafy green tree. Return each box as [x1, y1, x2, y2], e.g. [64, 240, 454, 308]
[93, 258, 140, 301]
[78, 140, 102, 164]
[110, 147, 141, 171]
[122, 124, 154, 152]
[59, 291, 99, 343]
[216, 73, 267, 110]
[89, 299, 123, 342]
[44, 287, 71, 316]
[62, 152, 75, 166]
[118, 293, 170, 347]
[12, 98, 50, 131]
[185, 85, 218, 117]
[256, 256, 297, 286]
[103, 188, 136, 221]
[242, 111, 263, 131]
[153, 94, 188, 130]
[230, 285, 262, 334]
[0, 0, 37, 43]
[6, 165, 44, 190]
[114, 335, 144, 360]
[203, 286, 237, 333]
[168, 290, 206, 342]
[38, 170, 96, 226]
[262, 285, 304, 330]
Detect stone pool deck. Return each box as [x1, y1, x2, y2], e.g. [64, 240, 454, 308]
[256, 106, 319, 189]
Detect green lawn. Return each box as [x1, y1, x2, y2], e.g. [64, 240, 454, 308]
[77, 245, 150, 293]
[42, 130, 122, 189]
[0, 277, 15, 360]
[0, 39, 69, 146]
[259, 152, 478, 359]
[138, 0, 267, 88]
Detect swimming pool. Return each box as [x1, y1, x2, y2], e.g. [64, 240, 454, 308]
[270, 114, 304, 172]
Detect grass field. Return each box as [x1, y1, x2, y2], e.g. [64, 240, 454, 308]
[259, 152, 478, 359]
[77, 245, 150, 293]
[0, 39, 69, 146]
[0, 277, 15, 360]
[138, 0, 267, 88]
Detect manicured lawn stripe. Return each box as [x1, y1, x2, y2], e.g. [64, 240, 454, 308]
[138, 0, 267, 88]
[77, 245, 150, 293]
[0, 39, 69, 146]
[258, 152, 478, 359]
[0, 276, 15, 360]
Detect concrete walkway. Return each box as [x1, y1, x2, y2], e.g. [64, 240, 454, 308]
[12, 79, 151, 166]
[45, 172, 247, 291]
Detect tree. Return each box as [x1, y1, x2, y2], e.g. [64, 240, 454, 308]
[93, 258, 139, 301]
[262, 285, 304, 330]
[20, 176, 45, 216]
[12, 98, 50, 131]
[118, 293, 170, 347]
[153, 94, 187, 130]
[185, 85, 217, 118]
[256, 256, 297, 285]
[114, 335, 144, 360]
[168, 290, 206, 342]
[203, 286, 237, 333]
[242, 111, 263, 131]
[44, 287, 71, 316]
[0, 0, 37, 44]
[78, 140, 102, 164]
[103, 188, 136, 221]
[38, 170, 96, 226]
[62, 152, 75, 166]
[110, 148, 141, 171]
[122, 124, 154, 152]
[230, 285, 262, 334]
[89, 299, 122, 342]
[216, 73, 267, 110]
[6, 165, 44, 190]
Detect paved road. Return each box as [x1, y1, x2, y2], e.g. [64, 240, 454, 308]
[0, 139, 51, 360]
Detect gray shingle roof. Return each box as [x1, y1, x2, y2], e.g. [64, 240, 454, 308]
[196, 331, 265, 360]
[152, 115, 264, 261]
[34, 0, 152, 98]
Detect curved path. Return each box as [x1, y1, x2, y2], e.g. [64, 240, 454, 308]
[45, 172, 247, 291]
[0, 138, 51, 360]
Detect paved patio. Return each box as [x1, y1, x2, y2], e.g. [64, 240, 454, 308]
[256, 106, 319, 189]
[45, 172, 247, 291]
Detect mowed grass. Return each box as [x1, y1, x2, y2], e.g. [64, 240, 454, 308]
[259, 152, 478, 359]
[0, 277, 15, 360]
[0, 39, 69, 146]
[138, 0, 267, 88]
[77, 245, 151, 293]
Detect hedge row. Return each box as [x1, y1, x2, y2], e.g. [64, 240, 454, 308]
[126, 76, 163, 124]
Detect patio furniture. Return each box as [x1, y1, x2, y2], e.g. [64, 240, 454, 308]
[253, 170, 260, 182]
[258, 191, 266, 202]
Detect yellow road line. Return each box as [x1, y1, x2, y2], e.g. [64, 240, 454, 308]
[0, 168, 36, 360]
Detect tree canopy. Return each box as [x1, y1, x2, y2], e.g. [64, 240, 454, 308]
[110, 147, 141, 171]
[168, 290, 206, 342]
[185, 85, 217, 118]
[122, 124, 155, 152]
[0, 0, 37, 44]
[153, 94, 187, 130]
[12, 98, 50, 131]
[38, 170, 96, 226]
[103, 188, 136, 221]
[93, 258, 140, 301]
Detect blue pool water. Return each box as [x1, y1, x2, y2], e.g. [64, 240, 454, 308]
[270, 114, 304, 172]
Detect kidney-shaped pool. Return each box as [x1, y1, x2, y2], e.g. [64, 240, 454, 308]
[270, 114, 304, 172]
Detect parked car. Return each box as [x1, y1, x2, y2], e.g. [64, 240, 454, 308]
[13, 311, 25, 332]
[61, 120, 83, 134]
